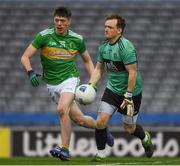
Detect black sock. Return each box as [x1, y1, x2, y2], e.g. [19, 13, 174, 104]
[95, 128, 107, 150]
[131, 124, 145, 140]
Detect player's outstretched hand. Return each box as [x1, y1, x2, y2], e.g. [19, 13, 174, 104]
[27, 70, 41, 87]
[120, 91, 134, 117]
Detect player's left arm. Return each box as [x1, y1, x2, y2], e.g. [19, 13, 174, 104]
[120, 63, 137, 116]
[80, 50, 95, 77]
[125, 63, 137, 92]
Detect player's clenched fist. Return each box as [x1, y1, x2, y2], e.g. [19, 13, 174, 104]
[120, 91, 134, 117]
[28, 70, 41, 87]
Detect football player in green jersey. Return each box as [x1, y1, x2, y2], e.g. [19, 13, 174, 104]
[21, 6, 97, 161]
[89, 14, 154, 161]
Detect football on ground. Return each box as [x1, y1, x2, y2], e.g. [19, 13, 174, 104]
[75, 84, 96, 105]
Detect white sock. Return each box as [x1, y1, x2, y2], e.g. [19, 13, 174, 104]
[142, 133, 148, 142]
[97, 149, 106, 158]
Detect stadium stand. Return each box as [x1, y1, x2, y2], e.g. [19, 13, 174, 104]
[0, 0, 180, 125]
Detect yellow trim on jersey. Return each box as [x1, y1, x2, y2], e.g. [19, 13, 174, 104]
[41, 46, 78, 60]
[0, 128, 11, 158]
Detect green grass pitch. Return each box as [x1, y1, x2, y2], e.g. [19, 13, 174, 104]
[0, 157, 180, 165]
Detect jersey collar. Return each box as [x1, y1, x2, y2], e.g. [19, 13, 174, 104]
[109, 35, 122, 46]
[54, 27, 69, 37]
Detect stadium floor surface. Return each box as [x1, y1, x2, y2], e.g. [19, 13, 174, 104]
[0, 157, 180, 165]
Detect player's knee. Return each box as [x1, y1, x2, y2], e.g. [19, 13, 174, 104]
[123, 123, 135, 134]
[57, 106, 68, 117]
[96, 119, 107, 129]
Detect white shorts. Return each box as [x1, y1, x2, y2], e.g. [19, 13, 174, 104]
[46, 77, 80, 104]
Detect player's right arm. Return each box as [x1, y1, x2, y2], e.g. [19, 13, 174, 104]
[89, 62, 104, 86]
[21, 44, 40, 87]
[21, 44, 37, 72]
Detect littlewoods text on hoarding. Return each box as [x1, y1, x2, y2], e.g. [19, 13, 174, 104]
[11, 127, 180, 157]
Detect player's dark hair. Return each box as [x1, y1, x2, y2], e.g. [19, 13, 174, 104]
[53, 6, 72, 19]
[106, 14, 126, 33]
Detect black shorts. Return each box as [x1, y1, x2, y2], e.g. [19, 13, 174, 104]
[101, 88, 142, 116]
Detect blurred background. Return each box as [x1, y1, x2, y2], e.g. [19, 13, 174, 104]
[0, 0, 180, 158]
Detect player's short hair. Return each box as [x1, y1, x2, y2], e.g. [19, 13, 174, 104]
[53, 6, 72, 19]
[106, 14, 126, 33]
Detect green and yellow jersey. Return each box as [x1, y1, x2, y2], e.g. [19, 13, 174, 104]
[32, 27, 86, 85]
[98, 36, 142, 96]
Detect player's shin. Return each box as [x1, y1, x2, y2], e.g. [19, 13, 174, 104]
[131, 124, 145, 139]
[95, 128, 107, 157]
[60, 114, 72, 148]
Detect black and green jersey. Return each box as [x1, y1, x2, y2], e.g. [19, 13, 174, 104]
[98, 36, 142, 96]
[32, 27, 86, 85]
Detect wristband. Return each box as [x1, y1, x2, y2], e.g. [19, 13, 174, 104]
[88, 82, 96, 87]
[27, 70, 34, 77]
[125, 91, 133, 98]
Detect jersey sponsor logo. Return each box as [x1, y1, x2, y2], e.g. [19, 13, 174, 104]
[104, 59, 126, 72]
[105, 61, 119, 72]
[41, 46, 77, 60]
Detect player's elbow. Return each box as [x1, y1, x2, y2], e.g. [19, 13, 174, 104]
[20, 54, 29, 66]
[20, 55, 25, 65]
